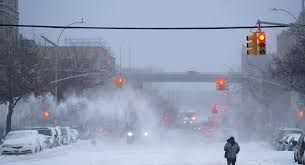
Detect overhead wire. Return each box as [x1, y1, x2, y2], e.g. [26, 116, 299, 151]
[0, 24, 299, 30]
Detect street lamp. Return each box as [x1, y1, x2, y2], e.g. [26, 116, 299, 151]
[271, 8, 298, 22]
[119, 42, 133, 73]
[54, 18, 86, 103]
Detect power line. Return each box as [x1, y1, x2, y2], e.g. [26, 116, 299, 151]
[0, 23, 298, 30]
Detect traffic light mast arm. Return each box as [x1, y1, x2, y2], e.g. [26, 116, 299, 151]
[257, 19, 303, 28]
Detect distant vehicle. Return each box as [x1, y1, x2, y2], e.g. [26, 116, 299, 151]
[294, 133, 305, 164]
[126, 130, 135, 144]
[177, 111, 199, 128]
[31, 127, 58, 148]
[61, 127, 72, 145]
[1, 130, 42, 155]
[283, 133, 301, 151]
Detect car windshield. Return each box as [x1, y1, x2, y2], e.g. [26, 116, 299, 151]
[6, 132, 33, 140]
[37, 129, 51, 136]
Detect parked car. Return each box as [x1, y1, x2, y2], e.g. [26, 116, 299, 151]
[277, 134, 289, 151]
[1, 130, 43, 155]
[61, 127, 72, 145]
[272, 128, 303, 148]
[283, 133, 301, 151]
[55, 126, 63, 146]
[31, 127, 57, 148]
[294, 133, 305, 164]
[71, 129, 79, 143]
[0, 128, 4, 145]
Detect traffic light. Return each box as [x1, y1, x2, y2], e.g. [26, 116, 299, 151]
[115, 75, 125, 88]
[246, 32, 257, 55]
[43, 111, 50, 119]
[216, 79, 227, 90]
[257, 32, 266, 55]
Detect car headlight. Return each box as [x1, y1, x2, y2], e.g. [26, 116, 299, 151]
[190, 121, 193, 124]
[144, 132, 149, 136]
[184, 121, 187, 124]
[191, 117, 196, 121]
[127, 132, 133, 137]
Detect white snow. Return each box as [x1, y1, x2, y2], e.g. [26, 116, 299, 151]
[0, 134, 296, 165]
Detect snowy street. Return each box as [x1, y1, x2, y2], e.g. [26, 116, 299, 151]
[0, 135, 295, 165]
[0, 1, 303, 165]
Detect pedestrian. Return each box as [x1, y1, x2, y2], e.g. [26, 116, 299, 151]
[224, 136, 240, 165]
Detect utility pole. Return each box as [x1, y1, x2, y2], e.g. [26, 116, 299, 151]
[119, 45, 122, 72]
[128, 47, 131, 73]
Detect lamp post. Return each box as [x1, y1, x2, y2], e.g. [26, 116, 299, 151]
[54, 18, 85, 103]
[119, 42, 133, 73]
[271, 8, 298, 22]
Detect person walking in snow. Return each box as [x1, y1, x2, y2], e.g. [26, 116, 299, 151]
[224, 136, 240, 165]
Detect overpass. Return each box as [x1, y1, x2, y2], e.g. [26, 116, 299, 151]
[123, 72, 243, 83]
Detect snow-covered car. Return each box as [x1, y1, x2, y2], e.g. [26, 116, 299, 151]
[1, 130, 42, 155]
[283, 133, 301, 151]
[273, 128, 303, 147]
[71, 129, 79, 143]
[61, 127, 72, 145]
[277, 135, 289, 151]
[32, 127, 57, 148]
[294, 133, 305, 164]
[55, 126, 63, 146]
[0, 128, 4, 145]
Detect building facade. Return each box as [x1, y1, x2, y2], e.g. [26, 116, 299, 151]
[0, 0, 19, 46]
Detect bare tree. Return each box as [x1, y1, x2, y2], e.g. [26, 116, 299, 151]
[0, 44, 48, 134]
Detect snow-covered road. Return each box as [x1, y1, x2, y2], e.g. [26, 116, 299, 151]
[0, 136, 296, 165]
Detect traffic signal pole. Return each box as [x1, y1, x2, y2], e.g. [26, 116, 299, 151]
[257, 19, 304, 28]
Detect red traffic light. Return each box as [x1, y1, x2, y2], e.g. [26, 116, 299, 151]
[115, 76, 125, 87]
[216, 79, 227, 90]
[257, 33, 266, 43]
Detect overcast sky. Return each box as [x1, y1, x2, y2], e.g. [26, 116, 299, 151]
[19, 0, 300, 91]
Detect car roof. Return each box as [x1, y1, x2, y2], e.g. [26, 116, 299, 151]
[279, 128, 303, 131]
[287, 133, 302, 140]
[9, 130, 38, 134]
[30, 127, 51, 130]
